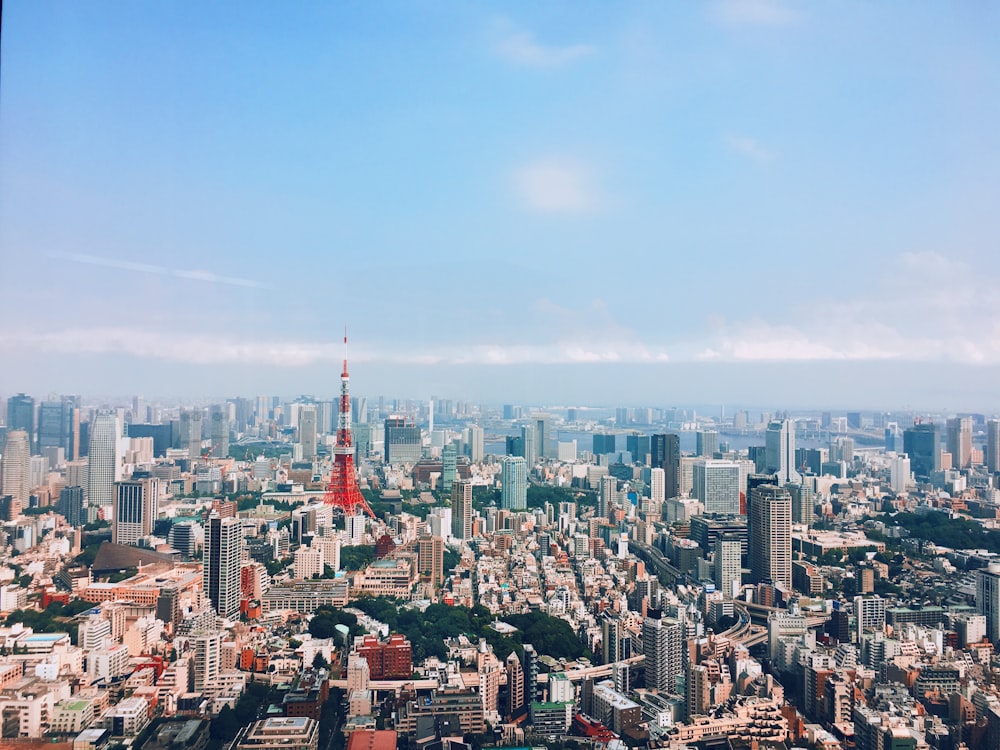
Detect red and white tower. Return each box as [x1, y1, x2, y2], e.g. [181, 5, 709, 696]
[323, 334, 376, 518]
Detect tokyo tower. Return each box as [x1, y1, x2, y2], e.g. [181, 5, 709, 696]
[323, 334, 376, 518]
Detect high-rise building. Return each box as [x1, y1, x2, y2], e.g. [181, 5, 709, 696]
[58, 485, 86, 527]
[191, 630, 223, 693]
[765, 420, 800, 485]
[299, 405, 318, 460]
[854, 595, 887, 640]
[506, 651, 524, 719]
[593, 434, 616, 457]
[204, 514, 242, 619]
[113, 478, 160, 546]
[714, 535, 742, 597]
[501, 456, 528, 511]
[903, 423, 941, 479]
[692, 460, 740, 515]
[749, 484, 792, 588]
[642, 608, 683, 693]
[599, 475, 618, 520]
[451, 480, 473, 541]
[626, 433, 650, 465]
[534, 416, 552, 460]
[384, 417, 421, 465]
[0, 430, 30, 518]
[417, 534, 444, 586]
[439, 443, 456, 493]
[521, 425, 537, 467]
[988, 420, 1000, 474]
[650, 468, 665, 504]
[87, 412, 121, 517]
[978, 564, 1000, 644]
[601, 611, 632, 665]
[787, 482, 815, 525]
[38, 398, 78, 459]
[650, 434, 680, 499]
[467, 424, 484, 463]
[179, 409, 204, 460]
[696, 431, 718, 458]
[210, 406, 230, 459]
[6, 394, 35, 453]
[947, 417, 973, 470]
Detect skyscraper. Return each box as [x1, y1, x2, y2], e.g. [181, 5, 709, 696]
[765, 419, 800, 485]
[501, 456, 528, 511]
[384, 417, 421, 464]
[467, 424, 485, 463]
[988, 420, 1000, 474]
[787, 482, 816, 525]
[38, 398, 78, 459]
[650, 468, 665, 504]
[58, 485, 86, 527]
[204, 513, 242, 619]
[417, 534, 444, 586]
[87, 412, 121, 518]
[210, 405, 230, 459]
[714, 535, 742, 597]
[977, 564, 1000, 644]
[0, 430, 30, 518]
[593, 434, 616, 457]
[650, 434, 680, 499]
[903, 423, 941, 479]
[946, 417, 973, 469]
[692, 460, 740, 515]
[298, 405, 318, 459]
[441, 443, 458, 492]
[601, 611, 632, 665]
[113, 478, 160, 545]
[6, 394, 35, 453]
[695, 430, 718, 458]
[642, 608, 683, 692]
[451, 479, 473, 541]
[521, 424, 537, 467]
[179, 409, 203, 460]
[749, 484, 792, 588]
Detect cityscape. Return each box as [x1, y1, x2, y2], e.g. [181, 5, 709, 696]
[3, 351, 1000, 750]
[3, 4, 1000, 750]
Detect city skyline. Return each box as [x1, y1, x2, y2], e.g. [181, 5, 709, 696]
[3, 3, 1000, 406]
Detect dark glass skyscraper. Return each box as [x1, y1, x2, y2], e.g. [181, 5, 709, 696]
[903, 423, 941, 479]
[650, 433, 680, 499]
[6, 394, 35, 452]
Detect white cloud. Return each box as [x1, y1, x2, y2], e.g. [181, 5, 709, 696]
[513, 159, 599, 215]
[725, 134, 775, 162]
[713, 0, 799, 26]
[48, 252, 269, 289]
[493, 25, 594, 68]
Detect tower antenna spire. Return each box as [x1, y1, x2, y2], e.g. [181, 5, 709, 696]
[323, 329, 375, 519]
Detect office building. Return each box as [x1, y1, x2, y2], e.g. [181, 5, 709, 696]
[534, 416, 552, 460]
[594, 434, 616, 457]
[298, 406, 317, 460]
[192, 630, 223, 694]
[236, 718, 319, 750]
[977, 564, 1000, 644]
[0, 430, 30, 518]
[384, 417, 421, 465]
[451, 479, 473, 541]
[6, 394, 35, 452]
[467, 424, 484, 463]
[87, 412, 121, 516]
[58, 485, 86, 527]
[947, 416, 973, 470]
[650, 434, 680, 499]
[38, 398, 79, 460]
[714, 535, 742, 597]
[417, 534, 444, 586]
[692, 460, 740, 515]
[521, 424, 537, 467]
[642, 608, 683, 693]
[179, 409, 203, 460]
[441, 442, 457, 492]
[204, 514, 242, 619]
[854, 596, 887, 640]
[696, 430, 718, 458]
[601, 611, 632, 665]
[749, 484, 792, 588]
[787, 482, 815, 525]
[988, 420, 1000, 474]
[765, 419, 800, 485]
[903, 423, 941, 479]
[650, 467, 665, 503]
[501, 456, 527, 511]
[626, 433, 650, 465]
[211, 405, 230, 459]
[112, 478, 160, 545]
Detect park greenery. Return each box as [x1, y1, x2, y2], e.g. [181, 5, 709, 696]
[350, 597, 586, 663]
[5, 599, 93, 644]
[880, 511, 1000, 554]
[339, 545, 376, 571]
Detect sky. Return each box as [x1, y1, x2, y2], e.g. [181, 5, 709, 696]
[2, 1, 1000, 409]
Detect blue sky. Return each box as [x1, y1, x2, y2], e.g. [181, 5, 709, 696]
[2, 1, 1000, 407]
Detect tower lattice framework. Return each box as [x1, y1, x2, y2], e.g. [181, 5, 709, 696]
[323, 335, 376, 518]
